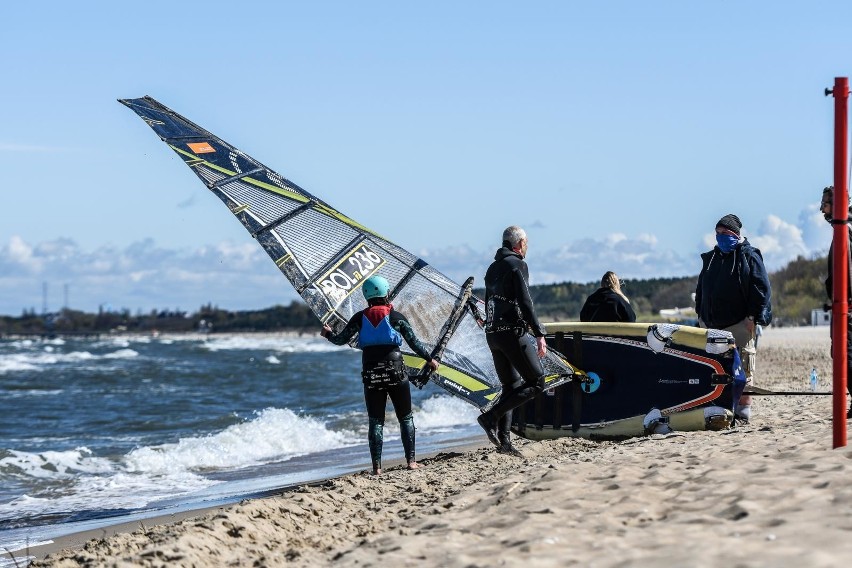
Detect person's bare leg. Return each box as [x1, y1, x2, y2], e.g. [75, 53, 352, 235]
[372, 467, 382, 475]
[407, 461, 422, 470]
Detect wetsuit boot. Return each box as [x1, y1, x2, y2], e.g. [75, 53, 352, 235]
[399, 412, 416, 464]
[479, 380, 540, 448]
[497, 414, 522, 457]
[368, 417, 384, 473]
[477, 412, 500, 447]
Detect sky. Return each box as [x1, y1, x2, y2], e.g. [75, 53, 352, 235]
[1, 1, 848, 316]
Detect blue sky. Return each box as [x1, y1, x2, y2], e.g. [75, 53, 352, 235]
[0, 1, 847, 316]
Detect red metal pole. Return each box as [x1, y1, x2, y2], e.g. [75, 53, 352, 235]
[831, 76, 849, 449]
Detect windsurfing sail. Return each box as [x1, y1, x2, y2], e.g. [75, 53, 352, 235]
[119, 96, 575, 410]
[411, 276, 475, 388]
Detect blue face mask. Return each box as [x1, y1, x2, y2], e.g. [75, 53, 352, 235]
[716, 233, 739, 253]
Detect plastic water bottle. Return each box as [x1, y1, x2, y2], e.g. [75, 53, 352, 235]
[810, 367, 818, 392]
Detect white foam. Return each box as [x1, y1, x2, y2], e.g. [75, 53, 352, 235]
[0, 349, 139, 374]
[0, 468, 215, 519]
[102, 348, 139, 359]
[266, 355, 281, 364]
[91, 338, 132, 348]
[371, 395, 479, 439]
[3, 389, 63, 399]
[415, 395, 479, 430]
[0, 355, 39, 372]
[0, 447, 114, 480]
[126, 408, 358, 473]
[200, 335, 345, 353]
[0, 407, 356, 520]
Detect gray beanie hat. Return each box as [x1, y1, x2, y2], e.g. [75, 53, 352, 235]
[716, 214, 742, 235]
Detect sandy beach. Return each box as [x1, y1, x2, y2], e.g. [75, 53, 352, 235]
[20, 326, 852, 567]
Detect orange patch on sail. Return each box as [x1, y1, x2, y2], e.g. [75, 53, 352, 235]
[187, 142, 216, 154]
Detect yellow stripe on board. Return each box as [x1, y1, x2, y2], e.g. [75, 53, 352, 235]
[402, 355, 427, 371]
[401, 355, 491, 392]
[544, 321, 712, 351]
[275, 254, 293, 266]
[543, 373, 565, 385]
[232, 204, 250, 214]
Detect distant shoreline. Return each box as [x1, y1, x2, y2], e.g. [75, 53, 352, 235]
[0, 328, 318, 341]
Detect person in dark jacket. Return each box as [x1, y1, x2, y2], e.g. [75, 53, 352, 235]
[820, 186, 852, 418]
[695, 214, 772, 423]
[476, 225, 548, 457]
[322, 275, 439, 475]
[580, 271, 637, 323]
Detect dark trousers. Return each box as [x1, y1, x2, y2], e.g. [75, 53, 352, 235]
[364, 379, 415, 469]
[829, 317, 852, 403]
[485, 330, 546, 441]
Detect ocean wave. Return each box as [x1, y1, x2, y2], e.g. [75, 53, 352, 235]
[339, 395, 479, 439]
[102, 348, 139, 359]
[2, 338, 66, 350]
[0, 349, 139, 374]
[0, 467, 215, 521]
[0, 407, 356, 521]
[200, 335, 346, 353]
[2, 389, 63, 399]
[415, 395, 480, 430]
[126, 408, 359, 473]
[0, 447, 114, 481]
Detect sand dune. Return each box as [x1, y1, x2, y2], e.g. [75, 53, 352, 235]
[27, 326, 852, 567]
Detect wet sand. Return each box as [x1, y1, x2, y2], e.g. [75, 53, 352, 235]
[23, 326, 852, 567]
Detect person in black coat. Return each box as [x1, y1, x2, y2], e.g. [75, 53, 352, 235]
[580, 271, 637, 323]
[820, 186, 852, 418]
[695, 214, 772, 423]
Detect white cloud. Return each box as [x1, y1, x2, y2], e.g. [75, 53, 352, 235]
[5, 236, 42, 272]
[747, 214, 808, 264]
[0, 236, 295, 316]
[799, 201, 832, 254]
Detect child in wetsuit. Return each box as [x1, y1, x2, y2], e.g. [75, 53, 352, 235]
[322, 275, 439, 475]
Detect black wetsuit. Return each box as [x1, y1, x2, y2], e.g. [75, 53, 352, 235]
[325, 303, 432, 470]
[579, 288, 636, 323]
[481, 246, 547, 444]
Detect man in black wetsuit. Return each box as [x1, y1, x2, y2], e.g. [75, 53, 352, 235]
[322, 275, 439, 475]
[476, 225, 548, 456]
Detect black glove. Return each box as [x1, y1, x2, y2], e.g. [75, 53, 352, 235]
[410, 372, 430, 389]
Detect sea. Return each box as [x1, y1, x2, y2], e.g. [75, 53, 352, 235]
[0, 332, 483, 564]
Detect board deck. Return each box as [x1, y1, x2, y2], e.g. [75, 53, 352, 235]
[512, 322, 736, 439]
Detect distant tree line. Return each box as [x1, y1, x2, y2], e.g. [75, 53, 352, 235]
[520, 253, 828, 326]
[0, 301, 317, 336]
[0, 255, 831, 336]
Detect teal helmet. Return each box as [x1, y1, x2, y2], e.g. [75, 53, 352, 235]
[362, 275, 390, 300]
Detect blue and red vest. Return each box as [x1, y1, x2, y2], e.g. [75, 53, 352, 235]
[358, 305, 403, 349]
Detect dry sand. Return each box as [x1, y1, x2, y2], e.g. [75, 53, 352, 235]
[22, 326, 852, 567]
